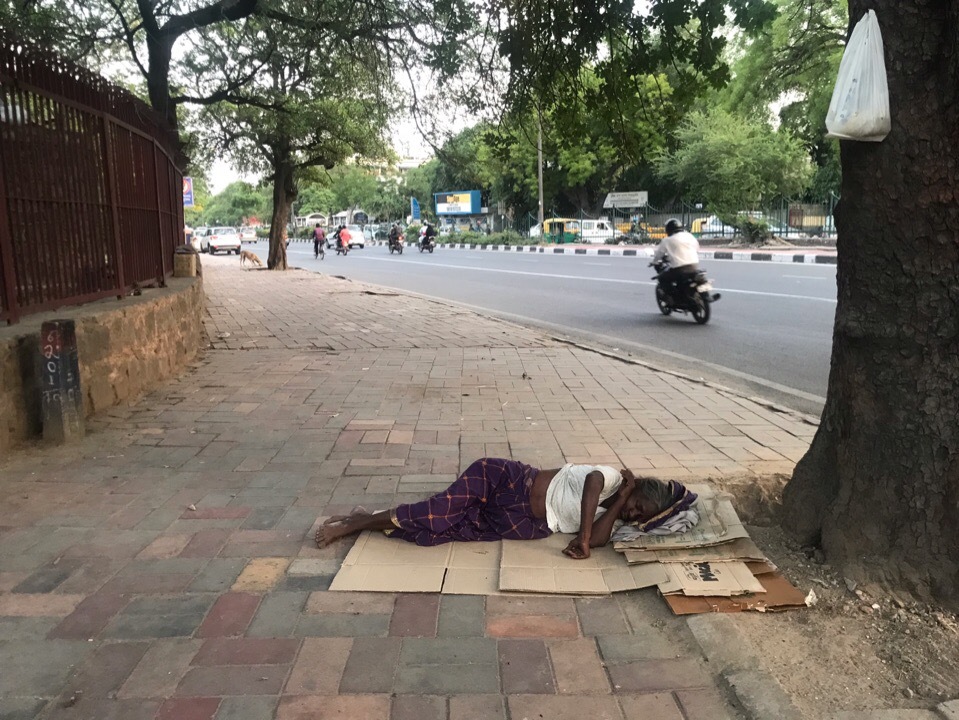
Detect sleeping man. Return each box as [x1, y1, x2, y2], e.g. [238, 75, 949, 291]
[315, 458, 696, 559]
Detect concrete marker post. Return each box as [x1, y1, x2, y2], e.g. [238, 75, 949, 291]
[39, 319, 84, 443]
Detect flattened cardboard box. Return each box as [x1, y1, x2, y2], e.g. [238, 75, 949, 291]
[658, 560, 766, 597]
[499, 534, 668, 595]
[613, 497, 748, 552]
[329, 531, 503, 595]
[664, 572, 808, 615]
[623, 538, 768, 565]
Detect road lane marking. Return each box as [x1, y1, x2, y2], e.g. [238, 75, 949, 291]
[782, 274, 829, 280]
[339, 255, 838, 303]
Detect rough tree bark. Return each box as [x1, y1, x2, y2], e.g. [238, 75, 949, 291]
[267, 158, 295, 270]
[782, 0, 959, 607]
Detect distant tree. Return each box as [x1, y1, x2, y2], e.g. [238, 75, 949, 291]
[655, 108, 813, 213]
[200, 181, 270, 226]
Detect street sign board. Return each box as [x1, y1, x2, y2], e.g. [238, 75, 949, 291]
[183, 177, 194, 208]
[603, 191, 648, 209]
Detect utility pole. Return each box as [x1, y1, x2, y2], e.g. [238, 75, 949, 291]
[537, 104, 544, 232]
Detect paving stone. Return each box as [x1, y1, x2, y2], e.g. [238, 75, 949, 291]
[180, 530, 234, 558]
[123, 593, 217, 616]
[232, 558, 290, 592]
[181, 507, 252, 520]
[399, 637, 499, 666]
[448, 695, 507, 720]
[57, 641, 150, 699]
[608, 659, 712, 693]
[102, 611, 207, 639]
[11, 559, 82, 593]
[137, 534, 193, 560]
[0, 593, 83, 617]
[275, 695, 391, 719]
[339, 637, 402, 693]
[158, 697, 222, 720]
[0, 639, 92, 697]
[597, 632, 677, 662]
[119, 639, 203, 698]
[247, 591, 308, 637]
[487, 614, 579, 638]
[287, 559, 341, 576]
[0, 616, 59, 641]
[389, 594, 439, 637]
[391, 695, 446, 720]
[499, 638, 555, 694]
[0, 697, 48, 720]
[437, 595, 486, 638]
[675, 687, 737, 720]
[305, 591, 395, 615]
[43, 697, 160, 720]
[279, 574, 334, 592]
[549, 638, 611, 694]
[619, 693, 686, 719]
[214, 695, 278, 720]
[508, 694, 624, 720]
[193, 638, 300, 666]
[47, 591, 130, 640]
[175, 665, 289, 696]
[197, 592, 261, 638]
[189, 558, 247, 592]
[294, 612, 390, 638]
[393, 663, 500, 694]
[576, 596, 631, 636]
[242, 507, 288, 531]
[98, 573, 195, 595]
[285, 637, 353, 694]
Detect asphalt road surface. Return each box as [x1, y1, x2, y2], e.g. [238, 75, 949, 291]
[248, 240, 836, 415]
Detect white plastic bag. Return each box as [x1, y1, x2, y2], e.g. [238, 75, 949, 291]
[826, 10, 890, 142]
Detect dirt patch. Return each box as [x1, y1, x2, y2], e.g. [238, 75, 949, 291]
[713, 478, 959, 718]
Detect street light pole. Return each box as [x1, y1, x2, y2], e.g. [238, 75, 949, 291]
[537, 105, 544, 232]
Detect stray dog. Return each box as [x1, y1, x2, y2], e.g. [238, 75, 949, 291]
[240, 250, 263, 268]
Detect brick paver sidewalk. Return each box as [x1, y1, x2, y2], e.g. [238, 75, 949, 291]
[0, 255, 814, 719]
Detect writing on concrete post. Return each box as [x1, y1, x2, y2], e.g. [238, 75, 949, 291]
[40, 319, 84, 443]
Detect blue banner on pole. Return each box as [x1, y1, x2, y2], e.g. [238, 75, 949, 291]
[183, 177, 195, 208]
[411, 197, 421, 221]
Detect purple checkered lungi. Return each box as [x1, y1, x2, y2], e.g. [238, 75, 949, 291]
[388, 458, 552, 546]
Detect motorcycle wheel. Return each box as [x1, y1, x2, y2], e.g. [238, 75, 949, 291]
[389, 246, 394, 254]
[692, 293, 711, 325]
[428, 245, 434, 253]
[398, 246, 403, 254]
[655, 286, 672, 316]
[419, 245, 424, 253]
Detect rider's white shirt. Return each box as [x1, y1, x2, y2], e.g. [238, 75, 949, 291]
[653, 231, 700, 267]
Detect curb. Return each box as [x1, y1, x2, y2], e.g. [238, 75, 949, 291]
[347, 239, 838, 264]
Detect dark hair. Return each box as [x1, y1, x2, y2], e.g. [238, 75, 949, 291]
[637, 477, 674, 516]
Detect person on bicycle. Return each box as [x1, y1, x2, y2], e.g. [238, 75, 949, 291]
[313, 224, 326, 258]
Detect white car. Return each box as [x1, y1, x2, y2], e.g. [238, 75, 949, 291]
[200, 226, 242, 255]
[239, 227, 257, 243]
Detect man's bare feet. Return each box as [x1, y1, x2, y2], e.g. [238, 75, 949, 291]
[315, 508, 372, 547]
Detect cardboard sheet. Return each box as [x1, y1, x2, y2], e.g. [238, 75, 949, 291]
[664, 572, 808, 615]
[612, 497, 748, 552]
[658, 561, 766, 597]
[498, 534, 668, 595]
[623, 538, 768, 565]
[329, 531, 505, 595]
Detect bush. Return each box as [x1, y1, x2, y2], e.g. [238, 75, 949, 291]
[255, 227, 270, 238]
[724, 215, 772, 243]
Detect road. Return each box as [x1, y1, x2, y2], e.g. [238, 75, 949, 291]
[246, 240, 836, 415]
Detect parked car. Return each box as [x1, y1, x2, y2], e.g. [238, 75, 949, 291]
[190, 226, 207, 252]
[239, 227, 257, 243]
[200, 226, 242, 254]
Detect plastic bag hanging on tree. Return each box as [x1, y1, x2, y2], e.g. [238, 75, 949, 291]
[826, 10, 890, 142]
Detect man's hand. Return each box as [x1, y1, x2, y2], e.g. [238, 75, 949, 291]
[562, 534, 591, 560]
[618, 468, 637, 499]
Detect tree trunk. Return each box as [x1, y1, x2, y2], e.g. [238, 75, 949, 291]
[782, 0, 959, 607]
[145, 34, 176, 129]
[268, 160, 296, 270]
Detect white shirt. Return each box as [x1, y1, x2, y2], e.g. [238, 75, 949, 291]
[545, 464, 622, 533]
[653, 230, 700, 268]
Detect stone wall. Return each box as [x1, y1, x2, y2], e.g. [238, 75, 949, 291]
[0, 277, 204, 454]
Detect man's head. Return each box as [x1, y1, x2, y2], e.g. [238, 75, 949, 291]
[619, 477, 674, 523]
[315, 223, 320, 228]
[665, 218, 683, 236]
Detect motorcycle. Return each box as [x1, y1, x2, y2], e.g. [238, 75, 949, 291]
[650, 260, 721, 325]
[335, 238, 349, 256]
[388, 234, 404, 254]
[419, 236, 435, 253]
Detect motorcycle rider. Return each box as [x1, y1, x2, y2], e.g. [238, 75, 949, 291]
[388, 223, 400, 250]
[338, 225, 351, 253]
[653, 219, 700, 298]
[421, 222, 437, 249]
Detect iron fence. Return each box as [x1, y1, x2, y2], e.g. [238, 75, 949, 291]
[0, 34, 185, 325]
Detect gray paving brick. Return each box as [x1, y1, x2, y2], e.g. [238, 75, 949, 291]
[123, 594, 216, 616]
[0, 697, 48, 720]
[393, 663, 500, 694]
[576, 596, 631, 636]
[0, 617, 59, 641]
[597, 632, 678, 662]
[340, 637, 402, 693]
[188, 558, 247, 592]
[0, 640, 92, 697]
[279, 574, 334, 592]
[12, 559, 82, 594]
[437, 595, 486, 638]
[399, 637, 498, 666]
[294, 613, 390, 638]
[241, 507, 287, 530]
[101, 612, 206, 639]
[215, 695, 278, 720]
[247, 591, 309, 637]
